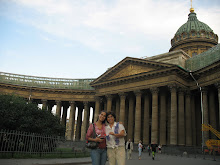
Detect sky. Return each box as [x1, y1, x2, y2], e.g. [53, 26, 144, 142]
[0, 0, 220, 79]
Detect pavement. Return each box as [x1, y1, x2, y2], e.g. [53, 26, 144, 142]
[0, 151, 219, 165]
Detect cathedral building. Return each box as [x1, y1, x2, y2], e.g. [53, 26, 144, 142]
[0, 6, 219, 147]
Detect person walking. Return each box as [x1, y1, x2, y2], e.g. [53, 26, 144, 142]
[105, 111, 126, 165]
[125, 139, 133, 160]
[151, 141, 158, 160]
[138, 140, 143, 160]
[158, 144, 162, 153]
[147, 145, 151, 156]
[86, 111, 107, 165]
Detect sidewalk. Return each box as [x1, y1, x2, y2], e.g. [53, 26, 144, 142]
[0, 151, 219, 165]
[0, 157, 92, 165]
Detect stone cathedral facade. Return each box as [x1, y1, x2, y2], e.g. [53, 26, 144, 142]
[0, 7, 219, 146]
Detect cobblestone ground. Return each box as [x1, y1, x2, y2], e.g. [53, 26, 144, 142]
[110, 151, 219, 165]
[0, 151, 219, 165]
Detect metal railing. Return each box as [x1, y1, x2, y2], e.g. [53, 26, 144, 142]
[0, 72, 95, 90]
[0, 129, 89, 158]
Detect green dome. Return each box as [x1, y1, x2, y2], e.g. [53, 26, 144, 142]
[175, 12, 213, 36]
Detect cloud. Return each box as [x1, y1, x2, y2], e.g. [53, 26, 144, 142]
[2, 0, 220, 56]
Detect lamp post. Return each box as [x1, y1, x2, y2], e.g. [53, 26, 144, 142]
[189, 72, 204, 153]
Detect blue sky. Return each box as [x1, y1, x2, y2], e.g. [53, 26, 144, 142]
[1, 0, 220, 79]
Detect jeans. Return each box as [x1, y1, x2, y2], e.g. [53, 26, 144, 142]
[138, 148, 142, 157]
[91, 148, 107, 165]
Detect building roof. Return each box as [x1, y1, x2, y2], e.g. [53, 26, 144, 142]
[175, 11, 213, 36]
[185, 44, 220, 71]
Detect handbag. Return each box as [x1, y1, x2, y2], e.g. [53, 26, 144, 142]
[85, 123, 98, 149]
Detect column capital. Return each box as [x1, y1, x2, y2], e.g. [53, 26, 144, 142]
[185, 90, 191, 96]
[119, 92, 127, 98]
[168, 84, 177, 92]
[215, 81, 220, 89]
[94, 96, 101, 101]
[134, 90, 142, 96]
[201, 87, 208, 94]
[83, 101, 89, 106]
[55, 100, 61, 104]
[69, 101, 76, 105]
[177, 87, 186, 93]
[150, 87, 159, 94]
[106, 94, 113, 99]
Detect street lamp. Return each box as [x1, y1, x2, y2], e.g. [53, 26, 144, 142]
[189, 72, 204, 153]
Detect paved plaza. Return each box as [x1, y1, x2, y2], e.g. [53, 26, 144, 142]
[0, 151, 219, 165]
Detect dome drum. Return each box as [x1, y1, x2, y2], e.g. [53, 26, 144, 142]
[169, 10, 218, 57]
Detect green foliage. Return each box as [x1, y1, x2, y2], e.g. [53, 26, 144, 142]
[0, 94, 65, 136]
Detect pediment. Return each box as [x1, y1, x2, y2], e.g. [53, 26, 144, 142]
[91, 57, 175, 86]
[108, 64, 154, 80]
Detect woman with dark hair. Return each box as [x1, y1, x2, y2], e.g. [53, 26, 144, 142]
[86, 111, 107, 165]
[105, 111, 126, 165]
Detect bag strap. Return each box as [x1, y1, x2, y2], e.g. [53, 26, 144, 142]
[92, 123, 96, 138]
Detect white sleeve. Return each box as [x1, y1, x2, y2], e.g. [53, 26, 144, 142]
[119, 123, 127, 136]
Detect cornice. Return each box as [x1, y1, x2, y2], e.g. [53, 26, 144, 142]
[0, 83, 96, 95]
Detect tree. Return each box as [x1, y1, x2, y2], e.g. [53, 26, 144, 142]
[0, 94, 65, 137]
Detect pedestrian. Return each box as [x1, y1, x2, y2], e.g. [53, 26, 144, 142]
[141, 142, 145, 152]
[105, 111, 127, 165]
[125, 139, 133, 160]
[158, 144, 162, 153]
[147, 145, 151, 156]
[151, 141, 158, 160]
[138, 140, 143, 160]
[86, 111, 107, 165]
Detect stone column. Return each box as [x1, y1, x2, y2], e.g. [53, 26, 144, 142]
[178, 88, 185, 145]
[143, 93, 150, 145]
[62, 102, 69, 127]
[217, 83, 220, 130]
[134, 90, 142, 143]
[209, 89, 217, 139]
[119, 93, 126, 124]
[202, 88, 209, 144]
[160, 90, 166, 145]
[86, 103, 91, 131]
[167, 96, 171, 145]
[151, 87, 159, 144]
[185, 90, 192, 146]
[127, 95, 134, 140]
[56, 100, 62, 119]
[81, 102, 89, 141]
[115, 98, 120, 122]
[169, 84, 177, 145]
[94, 97, 101, 122]
[106, 94, 113, 112]
[41, 99, 47, 110]
[66, 101, 76, 141]
[75, 106, 83, 141]
[191, 94, 196, 146]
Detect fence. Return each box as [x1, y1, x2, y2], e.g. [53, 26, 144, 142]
[0, 129, 89, 158]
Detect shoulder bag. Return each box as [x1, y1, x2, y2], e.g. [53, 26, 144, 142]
[85, 123, 98, 149]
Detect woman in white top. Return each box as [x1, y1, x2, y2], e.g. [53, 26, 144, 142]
[138, 140, 143, 160]
[105, 111, 126, 165]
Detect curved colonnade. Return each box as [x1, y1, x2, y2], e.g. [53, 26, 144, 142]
[0, 69, 220, 146]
